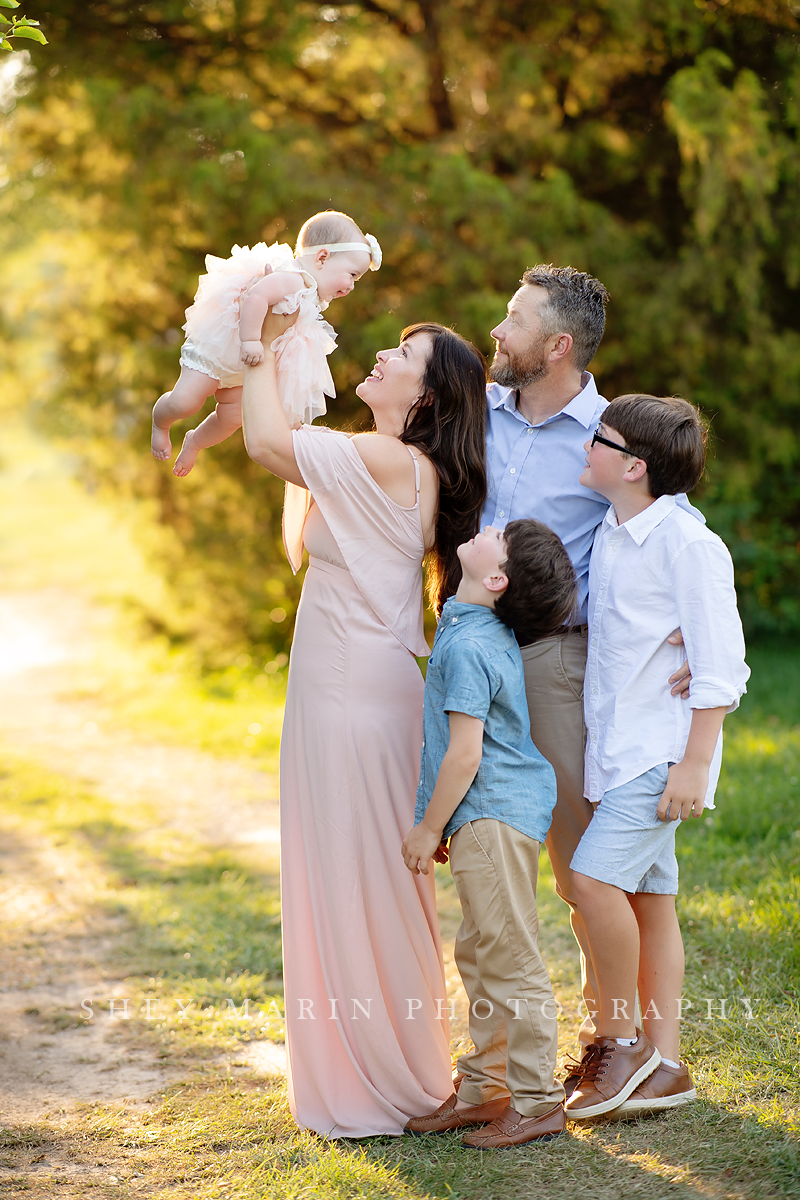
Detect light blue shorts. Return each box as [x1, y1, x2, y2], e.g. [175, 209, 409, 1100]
[570, 763, 679, 895]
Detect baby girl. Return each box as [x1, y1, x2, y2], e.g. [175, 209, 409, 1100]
[151, 210, 381, 476]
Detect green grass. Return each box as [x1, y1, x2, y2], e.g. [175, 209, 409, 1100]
[0, 758, 284, 1046]
[2, 1078, 797, 1199]
[1, 652, 798, 1198]
[61, 646, 288, 767]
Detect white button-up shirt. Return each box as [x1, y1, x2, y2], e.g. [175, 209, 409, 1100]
[584, 494, 750, 809]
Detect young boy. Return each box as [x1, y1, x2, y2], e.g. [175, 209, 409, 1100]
[565, 394, 750, 1120]
[401, 519, 577, 1149]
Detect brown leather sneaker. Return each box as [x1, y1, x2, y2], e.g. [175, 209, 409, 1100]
[462, 1103, 566, 1149]
[614, 1061, 696, 1116]
[560, 1055, 585, 1099]
[564, 1033, 660, 1120]
[404, 1092, 509, 1135]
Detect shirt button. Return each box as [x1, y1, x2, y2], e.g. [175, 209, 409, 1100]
[527, 427, 534, 435]
[499, 510, 505, 518]
[510, 468, 516, 474]
[452, 616, 458, 623]
[592, 688, 597, 695]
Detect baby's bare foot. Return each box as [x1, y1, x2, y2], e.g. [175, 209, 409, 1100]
[173, 430, 200, 476]
[151, 420, 172, 460]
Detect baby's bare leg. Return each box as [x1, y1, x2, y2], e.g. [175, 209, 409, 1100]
[151, 367, 219, 460]
[173, 386, 243, 477]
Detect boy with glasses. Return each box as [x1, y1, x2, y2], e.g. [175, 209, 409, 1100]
[565, 394, 749, 1120]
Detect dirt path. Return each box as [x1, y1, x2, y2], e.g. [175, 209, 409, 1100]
[0, 587, 287, 1126]
[0, 578, 480, 1140]
[0, 589, 281, 848]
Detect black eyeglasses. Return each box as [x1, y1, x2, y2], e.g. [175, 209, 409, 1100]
[591, 430, 633, 456]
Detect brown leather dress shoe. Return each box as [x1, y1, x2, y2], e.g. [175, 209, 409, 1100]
[462, 1103, 566, 1149]
[404, 1092, 509, 1136]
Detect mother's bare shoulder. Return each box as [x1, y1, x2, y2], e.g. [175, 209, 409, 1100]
[350, 433, 429, 504]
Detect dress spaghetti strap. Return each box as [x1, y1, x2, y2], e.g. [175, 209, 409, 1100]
[405, 445, 421, 505]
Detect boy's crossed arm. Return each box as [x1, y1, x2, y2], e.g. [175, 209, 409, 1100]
[402, 712, 483, 876]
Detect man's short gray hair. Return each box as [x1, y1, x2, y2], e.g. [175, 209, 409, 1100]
[522, 265, 610, 371]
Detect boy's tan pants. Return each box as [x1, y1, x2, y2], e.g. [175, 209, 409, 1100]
[520, 628, 599, 1044]
[450, 819, 565, 1117]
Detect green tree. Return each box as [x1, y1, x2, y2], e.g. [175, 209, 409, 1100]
[3, 0, 799, 658]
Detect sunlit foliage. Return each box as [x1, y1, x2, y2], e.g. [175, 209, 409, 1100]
[0, 0, 47, 53]
[2, 0, 799, 658]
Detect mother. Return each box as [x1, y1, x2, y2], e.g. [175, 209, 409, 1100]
[242, 310, 487, 1138]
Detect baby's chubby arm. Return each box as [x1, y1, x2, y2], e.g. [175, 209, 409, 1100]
[401, 712, 484, 876]
[240, 270, 302, 365]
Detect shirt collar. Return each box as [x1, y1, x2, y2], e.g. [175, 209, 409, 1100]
[440, 597, 503, 627]
[605, 493, 678, 545]
[561, 373, 602, 429]
[487, 372, 600, 430]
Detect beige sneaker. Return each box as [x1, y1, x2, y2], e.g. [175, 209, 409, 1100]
[564, 1032, 661, 1120]
[614, 1061, 697, 1116]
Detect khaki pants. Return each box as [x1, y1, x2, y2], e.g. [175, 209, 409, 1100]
[450, 820, 564, 1117]
[520, 629, 598, 1044]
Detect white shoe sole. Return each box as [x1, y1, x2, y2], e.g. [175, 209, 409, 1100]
[615, 1087, 697, 1116]
[565, 1049, 662, 1120]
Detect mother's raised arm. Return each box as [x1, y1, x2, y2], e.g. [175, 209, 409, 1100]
[241, 309, 306, 487]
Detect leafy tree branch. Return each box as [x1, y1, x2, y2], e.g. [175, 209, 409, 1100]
[0, 0, 46, 51]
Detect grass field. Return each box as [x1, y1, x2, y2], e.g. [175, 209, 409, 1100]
[0, 419, 798, 1198]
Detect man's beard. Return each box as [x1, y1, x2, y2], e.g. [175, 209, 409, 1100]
[489, 337, 549, 389]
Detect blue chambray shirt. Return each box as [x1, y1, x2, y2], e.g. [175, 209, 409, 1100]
[414, 599, 557, 843]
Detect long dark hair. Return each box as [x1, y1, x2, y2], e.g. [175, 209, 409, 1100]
[399, 323, 487, 616]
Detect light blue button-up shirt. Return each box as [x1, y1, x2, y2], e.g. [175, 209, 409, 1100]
[481, 374, 609, 623]
[414, 599, 557, 843]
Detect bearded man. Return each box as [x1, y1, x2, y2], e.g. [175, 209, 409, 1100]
[480, 265, 695, 1089]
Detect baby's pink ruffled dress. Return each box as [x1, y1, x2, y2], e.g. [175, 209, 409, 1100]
[180, 241, 336, 425]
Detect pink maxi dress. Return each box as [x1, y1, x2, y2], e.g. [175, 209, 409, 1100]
[280, 425, 453, 1138]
